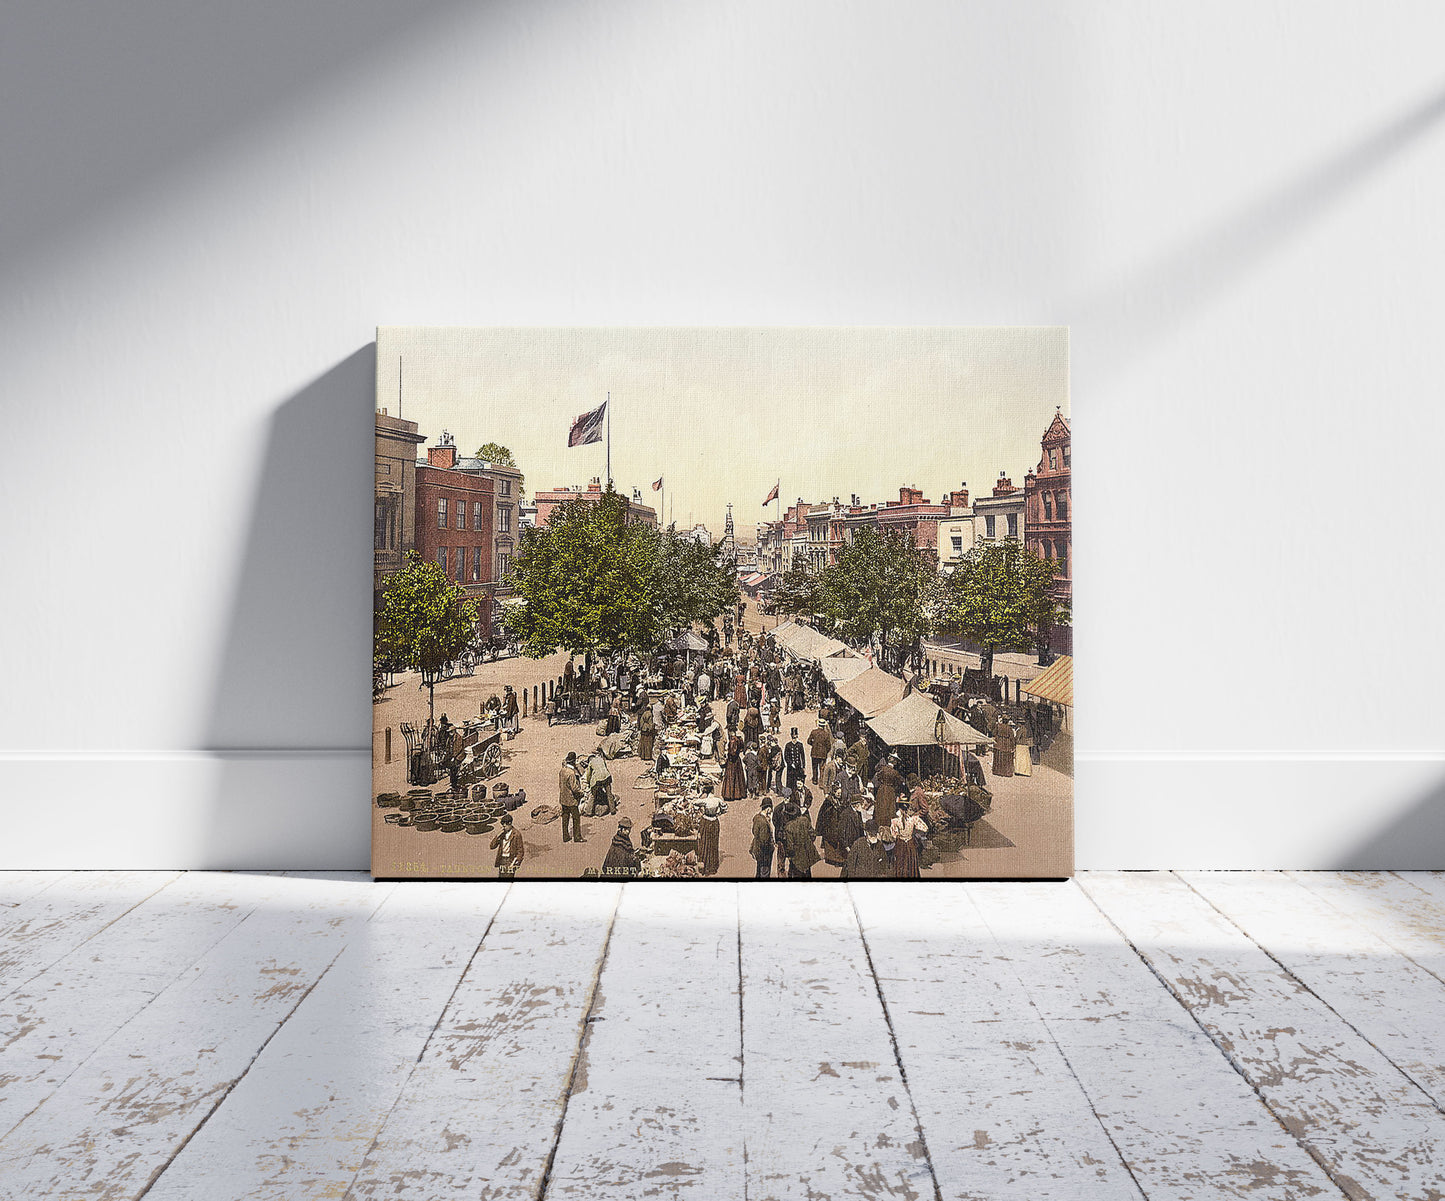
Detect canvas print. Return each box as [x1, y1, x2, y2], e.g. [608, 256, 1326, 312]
[373, 327, 1073, 880]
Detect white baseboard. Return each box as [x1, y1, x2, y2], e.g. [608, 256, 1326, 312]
[0, 751, 370, 871]
[1, 752, 1441, 870]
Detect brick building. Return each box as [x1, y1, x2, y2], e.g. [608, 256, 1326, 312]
[414, 431, 495, 636]
[533, 478, 658, 528]
[875, 485, 951, 563]
[1024, 408, 1072, 605]
[973, 472, 1025, 544]
[374, 410, 425, 609]
[454, 454, 524, 593]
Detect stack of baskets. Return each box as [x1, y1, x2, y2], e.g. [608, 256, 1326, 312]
[375, 789, 508, 835]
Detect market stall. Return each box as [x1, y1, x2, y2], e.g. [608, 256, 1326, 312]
[819, 653, 870, 685]
[832, 667, 909, 720]
[1020, 654, 1073, 732]
[865, 690, 996, 846]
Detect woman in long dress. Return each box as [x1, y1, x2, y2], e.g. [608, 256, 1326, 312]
[991, 717, 1016, 778]
[721, 734, 748, 801]
[1014, 725, 1033, 777]
[890, 800, 924, 879]
[698, 799, 722, 876]
[637, 706, 656, 763]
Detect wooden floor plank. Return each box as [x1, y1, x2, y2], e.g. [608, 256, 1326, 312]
[541, 883, 744, 1198]
[0, 870, 69, 908]
[1084, 871, 1445, 1200]
[0, 873, 391, 1200]
[1287, 872, 1445, 981]
[738, 883, 936, 1201]
[1184, 871, 1445, 1113]
[852, 882, 1143, 1200]
[143, 881, 509, 1201]
[0, 871, 182, 1001]
[343, 883, 621, 1200]
[976, 881, 1342, 1200]
[0, 871, 294, 1141]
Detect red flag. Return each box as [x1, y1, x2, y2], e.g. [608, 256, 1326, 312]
[568, 400, 606, 447]
[763, 481, 779, 505]
[652, 477, 663, 491]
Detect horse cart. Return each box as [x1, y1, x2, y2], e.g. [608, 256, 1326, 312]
[401, 721, 506, 787]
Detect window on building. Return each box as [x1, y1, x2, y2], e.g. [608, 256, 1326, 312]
[499, 479, 511, 497]
[1059, 542, 1069, 576]
[374, 500, 388, 551]
[437, 497, 448, 528]
[951, 535, 963, 554]
[1007, 513, 1018, 538]
[1048, 449, 1058, 470]
[498, 552, 511, 577]
[1057, 492, 1068, 521]
[1062, 445, 1070, 468]
[497, 504, 511, 533]
[1043, 493, 1053, 520]
[438, 547, 448, 575]
[455, 499, 465, 529]
[985, 515, 996, 539]
[473, 501, 484, 530]
[473, 546, 483, 582]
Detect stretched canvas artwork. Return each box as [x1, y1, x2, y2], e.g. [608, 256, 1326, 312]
[372, 327, 1073, 880]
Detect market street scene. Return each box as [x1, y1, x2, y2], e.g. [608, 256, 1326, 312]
[372, 327, 1072, 880]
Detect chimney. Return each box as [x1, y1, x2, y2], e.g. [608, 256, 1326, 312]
[851, 493, 860, 507]
[587, 477, 601, 492]
[427, 429, 457, 470]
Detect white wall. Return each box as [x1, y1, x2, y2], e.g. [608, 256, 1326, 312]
[2, 0, 1442, 869]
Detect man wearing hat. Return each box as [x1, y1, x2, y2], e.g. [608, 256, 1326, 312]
[832, 793, 867, 869]
[845, 732, 870, 785]
[872, 752, 906, 829]
[489, 813, 525, 878]
[806, 719, 833, 785]
[784, 798, 821, 879]
[602, 817, 642, 877]
[843, 819, 889, 879]
[558, 751, 584, 844]
[750, 798, 775, 879]
[585, 745, 615, 816]
[783, 728, 806, 797]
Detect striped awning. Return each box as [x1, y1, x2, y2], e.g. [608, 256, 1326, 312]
[1021, 654, 1073, 707]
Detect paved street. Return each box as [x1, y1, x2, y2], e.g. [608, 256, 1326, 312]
[372, 640, 1072, 879]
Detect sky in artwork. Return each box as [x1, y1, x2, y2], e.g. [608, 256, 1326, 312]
[377, 326, 1069, 540]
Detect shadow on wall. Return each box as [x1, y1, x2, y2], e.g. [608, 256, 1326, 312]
[1336, 774, 1445, 871]
[1073, 83, 1445, 386]
[200, 346, 376, 869]
[0, 0, 476, 281]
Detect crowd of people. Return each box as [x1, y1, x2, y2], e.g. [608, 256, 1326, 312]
[544, 622, 949, 879]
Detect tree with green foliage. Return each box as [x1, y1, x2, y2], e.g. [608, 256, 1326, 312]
[506, 488, 657, 658]
[768, 564, 822, 620]
[506, 488, 739, 659]
[374, 551, 479, 722]
[474, 442, 525, 502]
[650, 531, 738, 638]
[937, 537, 1068, 677]
[815, 525, 938, 670]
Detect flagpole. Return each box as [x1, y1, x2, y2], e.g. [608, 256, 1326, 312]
[605, 391, 612, 490]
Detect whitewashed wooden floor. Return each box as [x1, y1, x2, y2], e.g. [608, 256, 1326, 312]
[2, 874, 1444, 1200]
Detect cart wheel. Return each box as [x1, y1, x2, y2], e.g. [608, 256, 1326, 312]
[481, 743, 503, 777]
